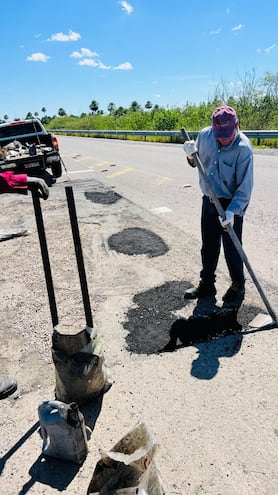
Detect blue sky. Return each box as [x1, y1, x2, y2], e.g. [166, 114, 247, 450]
[1, 0, 278, 119]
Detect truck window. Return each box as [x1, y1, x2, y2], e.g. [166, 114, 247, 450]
[0, 121, 44, 139]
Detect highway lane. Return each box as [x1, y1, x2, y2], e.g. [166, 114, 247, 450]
[58, 135, 278, 306]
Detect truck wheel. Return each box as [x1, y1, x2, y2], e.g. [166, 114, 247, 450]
[50, 160, 62, 178]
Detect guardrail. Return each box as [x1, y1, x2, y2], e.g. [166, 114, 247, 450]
[49, 129, 278, 145]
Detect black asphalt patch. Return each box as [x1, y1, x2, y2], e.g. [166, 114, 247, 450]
[84, 190, 122, 204]
[108, 227, 169, 257]
[123, 281, 263, 368]
[123, 281, 191, 354]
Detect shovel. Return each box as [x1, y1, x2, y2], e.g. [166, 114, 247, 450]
[32, 191, 59, 327]
[65, 185, 93, 328]
[181, 128, 277, 330]
[32, 186, 93, 330]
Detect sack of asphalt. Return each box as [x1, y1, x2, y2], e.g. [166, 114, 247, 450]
[52, 321, 112, 405]
[87, 420, 165, 495]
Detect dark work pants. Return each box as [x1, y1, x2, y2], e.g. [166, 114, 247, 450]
[200, 195, 244, 285]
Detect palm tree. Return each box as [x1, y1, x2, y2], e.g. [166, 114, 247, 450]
[107, 102, 116, 114]
[145, 101, 152, 110]
[129, 100, 141, 112]
[114, 106, 127, 117]
[153, 104, 160, 112]
[89, 100, 99, 114]
[58, 108, 67, 117]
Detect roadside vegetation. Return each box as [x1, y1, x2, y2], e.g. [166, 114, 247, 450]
[3, 70, 278, 147]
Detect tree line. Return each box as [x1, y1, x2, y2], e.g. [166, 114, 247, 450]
[3, 71, 278, 139]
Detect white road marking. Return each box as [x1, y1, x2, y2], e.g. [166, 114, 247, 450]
[68, 169, 96, 174]
[150, 206, 172, 214]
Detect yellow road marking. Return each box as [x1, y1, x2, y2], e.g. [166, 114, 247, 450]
[88, 161, 114, 170]
[68, 163, 172, 185]
[73, 156, 91, 162]
[95, 160, 112, 167]
[158, 176, 172, 184]
[107, 167, 134, 178]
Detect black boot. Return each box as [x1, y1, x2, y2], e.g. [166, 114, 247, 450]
[222, 281, 245, 306]
[184, 280, 216, 300]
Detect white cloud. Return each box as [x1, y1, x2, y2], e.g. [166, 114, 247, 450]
[232, 24, 244, 31]
[265, 44, 277, 53]
[113, 62, 133, 70]
[26, 52, 50, 62]
[48, 29, 81, 42]
[71, 48, 98, 58]
[209, 28, 222, 35]
[78, 58, 99, 67]
[98, 61, 112, 70]
[73, 48, 133, 71]
[119, 1, 133, 15]
[78, 58, 113, 69]
[256, 44, 277, 54]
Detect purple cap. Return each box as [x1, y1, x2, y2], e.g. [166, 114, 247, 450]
[212, 105, 238, 139]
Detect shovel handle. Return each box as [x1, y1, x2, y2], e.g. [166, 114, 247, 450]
[181, 127, 277, 323]
[32, 191, 58, 327]
[65, 185, 93, 329]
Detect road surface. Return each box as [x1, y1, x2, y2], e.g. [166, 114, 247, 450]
[0, 137, 277, 495]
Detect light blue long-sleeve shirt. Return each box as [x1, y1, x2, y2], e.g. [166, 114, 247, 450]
[195, 126, 253, 216]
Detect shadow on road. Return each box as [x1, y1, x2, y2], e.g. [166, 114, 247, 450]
[190, 333, 243, 380]
[0, 422, 40, 477]
[1, 395, 104, 494]
[0, 421, 79, 493]
[18, 454, 80, 494]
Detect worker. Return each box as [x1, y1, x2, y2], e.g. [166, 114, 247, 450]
[0, 171, 49, 399]
[183, 105, 253, 306]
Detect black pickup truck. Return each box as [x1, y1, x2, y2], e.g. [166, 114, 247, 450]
[0, 119, 63, 182]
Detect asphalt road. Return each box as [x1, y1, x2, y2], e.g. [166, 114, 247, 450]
[59, 135, 278, 308]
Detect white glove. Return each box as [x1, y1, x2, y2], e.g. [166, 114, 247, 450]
[183, 140, 197, 158]
[219, 210, 234, 228]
